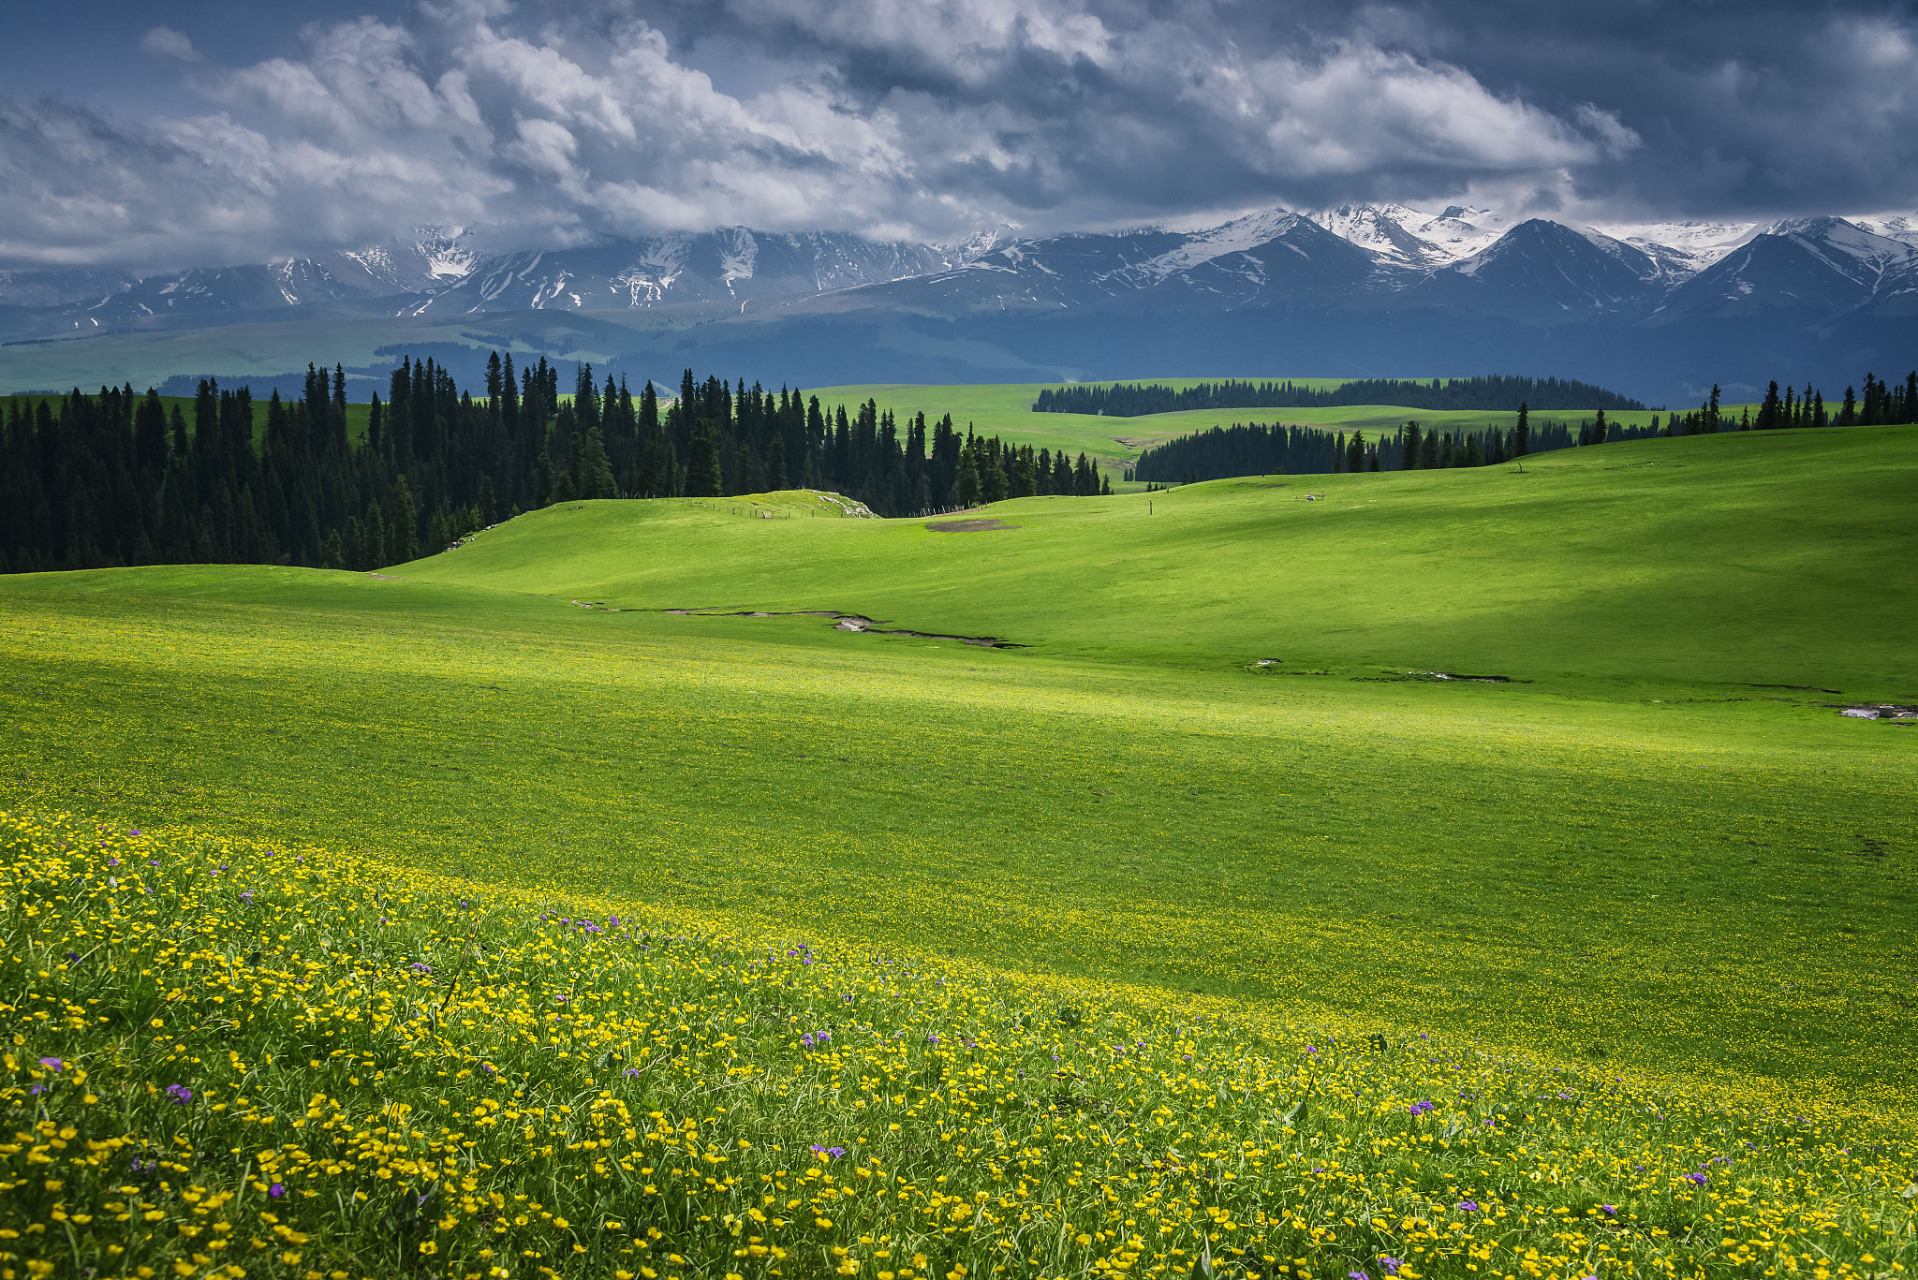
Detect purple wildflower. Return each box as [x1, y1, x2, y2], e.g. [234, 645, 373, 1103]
[1407, 1100, 1435, 1116]
[36, 1057, 62, 1071]
[1599, 1204, 1616, 1216]
[1379, 1259, 1403, 1276]
[1683, 1171, 1707, 1187]
[268, 1183, 285, 1198]
[1457, 1200, 1480, 1213]
[827, 1146, 846, 1158]
[165, 1084, 193, 1104]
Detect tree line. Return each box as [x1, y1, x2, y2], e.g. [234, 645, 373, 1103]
[0, 355, 1107, 575]
[1129, 367, 1915, 484]
[1035, 375, 1646, 417]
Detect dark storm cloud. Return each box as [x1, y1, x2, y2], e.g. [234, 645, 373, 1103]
[1335, 0, 1918, 218]
[0, 0, 1911, 268]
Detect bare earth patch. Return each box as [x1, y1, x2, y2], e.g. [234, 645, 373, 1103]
[1832, 703, 1918, 721]
[926, 518, 1020, 532]
[665, 608, 1023, 648]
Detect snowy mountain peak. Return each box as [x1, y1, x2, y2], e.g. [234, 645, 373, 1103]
[1759, 216, 1917, 279]
[1304, 202, 1515, 267]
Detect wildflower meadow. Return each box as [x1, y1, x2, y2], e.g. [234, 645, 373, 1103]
[4, 812, 1914, 1280]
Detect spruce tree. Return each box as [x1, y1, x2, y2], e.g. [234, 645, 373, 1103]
[362, 501, 386, 569]
[535, 454, 555, 508]
[766, 436, 787, 490]
[1515, 402, 1530, 456]
[955, 448, 980, 508]
[687, 421, 724, 497]
[388, 477, 419, 563]
[576, 422, 618, 499]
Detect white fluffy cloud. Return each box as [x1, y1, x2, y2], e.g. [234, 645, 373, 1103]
[0, 0, 1869, 269]
[139, 27, 203, 63]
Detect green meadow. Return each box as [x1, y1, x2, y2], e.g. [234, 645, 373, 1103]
[3, 420, 1914, 1279]
[3, 424, 1911, 1091]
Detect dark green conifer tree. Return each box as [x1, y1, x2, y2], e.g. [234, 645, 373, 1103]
[576, 422, 618, 499]
[766, 436, 787, 490]
[388, 476, 419, 563]
[687, 421, 724, 497]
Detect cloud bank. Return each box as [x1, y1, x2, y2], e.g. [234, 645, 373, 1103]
[0, 0, 1913, 269]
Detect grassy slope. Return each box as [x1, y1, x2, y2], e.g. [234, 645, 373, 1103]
[406, 425, 1911, 688]
[3, 426, 1913, 1105]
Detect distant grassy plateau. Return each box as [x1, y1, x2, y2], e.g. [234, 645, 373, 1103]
[812, 380, 1676, 477]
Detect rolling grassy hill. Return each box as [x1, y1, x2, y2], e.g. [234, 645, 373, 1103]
[2, 423, 1913, 1278]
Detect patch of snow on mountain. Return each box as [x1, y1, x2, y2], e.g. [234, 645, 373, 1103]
[1306, 203, 1443, 265]
[342, 246, 398, 282]
[1408, 205, 1515, 262]
[1764, 217, 1916, 281]
[614, 237, 691, 305]
[715, 228, 759, 295]
[1125, 207, 1301, 283]
[1851, 213, 1918, 248]
[936, 226, 1020, 268]
[1588, 219, 1756, 273]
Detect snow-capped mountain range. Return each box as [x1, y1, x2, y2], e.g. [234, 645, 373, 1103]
[3, 203, 1915, 402]
[8, 203, 1917, 328]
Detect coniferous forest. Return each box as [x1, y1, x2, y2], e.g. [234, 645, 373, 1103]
[1036, 375, 1649, 416]
[6, 358, 1912, 573]
[0, 356, 1117, 574]
[1127, 370, 1917, 485]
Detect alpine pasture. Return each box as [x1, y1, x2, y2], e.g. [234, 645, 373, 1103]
[2, 420, 1915, 1280]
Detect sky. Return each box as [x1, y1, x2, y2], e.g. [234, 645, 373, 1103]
[1, 0, 1915, 271]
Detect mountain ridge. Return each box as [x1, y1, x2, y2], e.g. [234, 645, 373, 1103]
[3, 203, 1916, 403]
